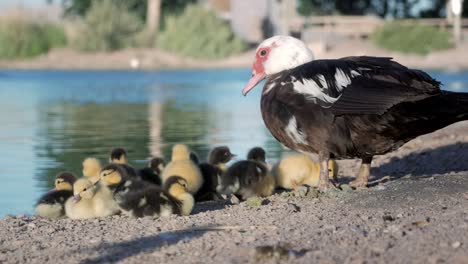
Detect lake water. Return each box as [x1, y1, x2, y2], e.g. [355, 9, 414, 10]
[0, 69, 467, 217]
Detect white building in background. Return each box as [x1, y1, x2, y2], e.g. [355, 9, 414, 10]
[206, 0, 298, 43]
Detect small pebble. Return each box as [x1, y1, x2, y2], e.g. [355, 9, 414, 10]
[340, 184, 353, 192]
[246, 197, 263, 207]
[451, 241, 461, 249]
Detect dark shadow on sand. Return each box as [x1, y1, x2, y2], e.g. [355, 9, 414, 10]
[80, 227, 208, 264]
[191, 200, 229, 215]
[371, 142, 468, 180]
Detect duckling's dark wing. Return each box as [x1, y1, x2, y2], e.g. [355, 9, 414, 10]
[195, 163, 222, 201]
[118, 164, 138, 177]
[36, 190, 73, 206]
[138, 168, 162, 185]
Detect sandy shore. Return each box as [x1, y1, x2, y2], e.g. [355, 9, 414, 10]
[1, 39, 468, 71]
[0, 121, 467, 263]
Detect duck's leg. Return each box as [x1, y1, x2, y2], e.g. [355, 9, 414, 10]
[317, 153, 336, 191]
[350, 156, 373, 188]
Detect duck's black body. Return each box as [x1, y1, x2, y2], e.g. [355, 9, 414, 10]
[261, 56, 468, 160]
[137, 157, 165, 186]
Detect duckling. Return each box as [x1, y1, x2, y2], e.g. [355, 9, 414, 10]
[35, 172, 77, 218]
[138, 157, 165, 185]
[195, 146, 236, 201]
[161, 144, 203, 194]
[217, 147, 275, 200]
[64, 178, 119, 219]
[100, 164, 194, 217]
[273, 154, 339, 190]
[109, 147, 138, 177]
[82, 157, 102, 183]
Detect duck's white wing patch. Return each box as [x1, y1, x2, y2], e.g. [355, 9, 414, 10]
[292, 68, 360, 106]
[285, 116, 307, 145]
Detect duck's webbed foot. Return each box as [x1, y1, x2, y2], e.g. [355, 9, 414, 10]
[350, 157, 372, 189]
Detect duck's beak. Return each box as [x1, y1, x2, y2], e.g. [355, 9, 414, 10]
[242, 72, 266, 96]
[73, 195, 81, 203]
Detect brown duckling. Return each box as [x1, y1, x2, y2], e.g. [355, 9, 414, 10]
[161, 144, 203, 194]
[35, 172, 77, 218]
[100, 164, 194, 217]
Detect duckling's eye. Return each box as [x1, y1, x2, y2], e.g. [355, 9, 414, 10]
[83, 188, 87, 191]
[259, 50, 267, 57]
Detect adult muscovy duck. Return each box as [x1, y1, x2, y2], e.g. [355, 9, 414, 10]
[242, 35, 468, 190]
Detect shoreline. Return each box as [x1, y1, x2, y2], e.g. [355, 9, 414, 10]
[1, 39, 468, 71]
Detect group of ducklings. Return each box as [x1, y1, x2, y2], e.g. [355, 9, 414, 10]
[35, 144, 338, 220]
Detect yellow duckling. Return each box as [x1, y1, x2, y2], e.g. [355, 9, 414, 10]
[64, 178, 119, 219]
[161, 144, 203, 194]
[35, 172, 77, 218]
[82, 157, 102, 183]
[273, 154, 338, 190]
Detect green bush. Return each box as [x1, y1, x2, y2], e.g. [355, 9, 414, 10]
[371, 22, 452, 55]
[73, 0, 143, 51]
[157, 5, 246, 59]
[0, 19, 67, 59]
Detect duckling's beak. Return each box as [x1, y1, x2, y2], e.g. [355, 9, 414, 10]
[229, 154, 237, 160]
[73, 195, 81, 203]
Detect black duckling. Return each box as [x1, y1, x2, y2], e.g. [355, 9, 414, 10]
[161, 144, 203, 195]
[100, 164, 194, 217]
[109, 147, 138, 177]
[138, 157, 165, 186]
[35, 172, 77, 218]
[64, 178, 119, 219]
[195, 146, 236, 202]
[217, 147, 275, 200]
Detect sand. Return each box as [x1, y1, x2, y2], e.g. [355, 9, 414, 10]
[0, 122, 467, 264]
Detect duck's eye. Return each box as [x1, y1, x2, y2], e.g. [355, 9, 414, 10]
[260, 50, 267, 57]
[83, 188, 87, 191]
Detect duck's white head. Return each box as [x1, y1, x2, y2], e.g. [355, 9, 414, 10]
[242, 35, 314, 96]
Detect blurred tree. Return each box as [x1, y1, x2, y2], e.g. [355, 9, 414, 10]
[63, 0, 196, 19]
[147, 0, 162, 44]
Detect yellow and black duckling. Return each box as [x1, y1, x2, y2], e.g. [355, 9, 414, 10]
[161, 144, 203, 195]
[64, 178, 119, 219]
[195, 146, 236, 201]
[82, 157, 102, 183]
[100, 164, 194, 217]
[109, 147, 138, 177]
[35, 172, 77, 218]
[273, 154, 338, 190]
[138, 157, 165, 186]
[217, 147, 275, 200]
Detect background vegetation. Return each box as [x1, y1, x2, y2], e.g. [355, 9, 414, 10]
[371, 22, 452, 55]
[156, 5, 246, 59]
[0, 18, 66, 59]
[71, 0, 143, 52]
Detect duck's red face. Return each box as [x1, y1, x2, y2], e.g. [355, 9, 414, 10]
[242, 47, 271, 96]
